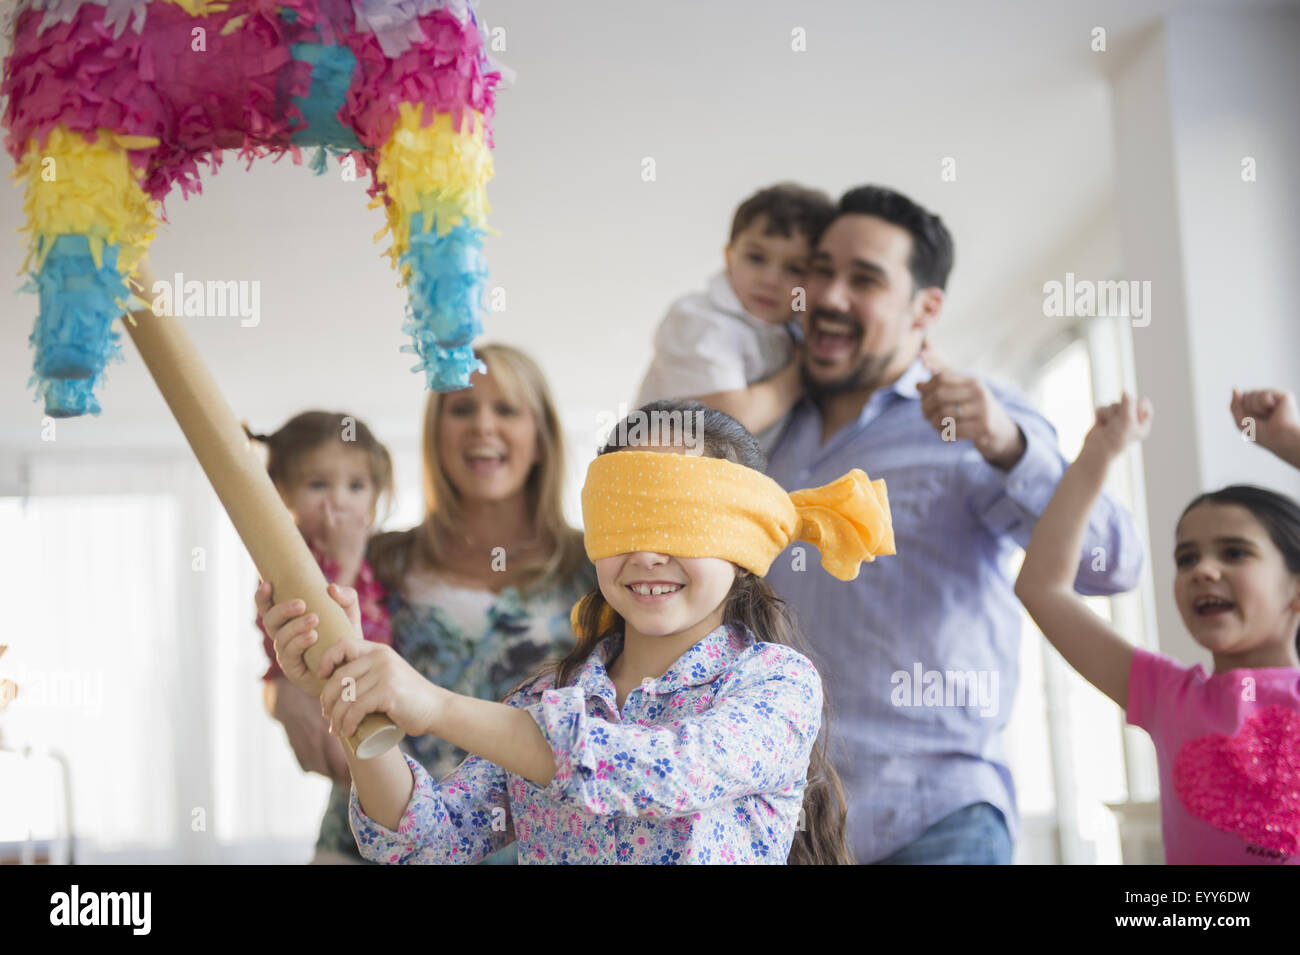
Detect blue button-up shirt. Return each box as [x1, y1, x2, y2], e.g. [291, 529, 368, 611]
[763, 355, 1145, 862]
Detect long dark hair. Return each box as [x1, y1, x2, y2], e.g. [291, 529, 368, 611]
[1179, 484, 1300, 656]
[518, 399, 853, 864]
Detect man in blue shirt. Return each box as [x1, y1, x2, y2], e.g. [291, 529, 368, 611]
[763, 185, 1145, 864]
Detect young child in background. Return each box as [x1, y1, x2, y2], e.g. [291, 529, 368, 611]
[246, 411, 396, 791]
[635, 182, 834, 457]
[1015, 388, 1300, 864]
[257, 401, 897, 864]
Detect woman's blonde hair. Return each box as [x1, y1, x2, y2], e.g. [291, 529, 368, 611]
[368, 343, 588, 597]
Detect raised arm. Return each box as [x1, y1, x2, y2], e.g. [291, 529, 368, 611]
[918, 348, 1144, 595]
[1014, 393, 1152, 708]
[1231, 387, 1300, 470]
[962, 389, 1145, 595]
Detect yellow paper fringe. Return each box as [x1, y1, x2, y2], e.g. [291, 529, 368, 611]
[13, 125, 162, 281]
[157, 0, 232, 17]
[369, 104, 495, 277]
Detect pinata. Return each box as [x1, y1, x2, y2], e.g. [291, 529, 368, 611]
[2, 0, 507, 758]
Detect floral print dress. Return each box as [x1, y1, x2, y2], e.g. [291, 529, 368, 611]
[347, 622, 824, 864]
[315, 560, 598, 865]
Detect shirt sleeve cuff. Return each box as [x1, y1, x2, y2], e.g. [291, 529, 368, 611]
[963, 421, 1063, 534]
[347, 752, 436, 863]
[995, 422, 1062, 511]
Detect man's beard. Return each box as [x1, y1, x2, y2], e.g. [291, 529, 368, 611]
[801, 345, 897, 401]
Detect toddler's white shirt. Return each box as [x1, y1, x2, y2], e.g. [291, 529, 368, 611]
[634, 271, 798, 456]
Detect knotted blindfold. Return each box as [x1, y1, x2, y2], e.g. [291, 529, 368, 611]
[570, 450, 896, 637]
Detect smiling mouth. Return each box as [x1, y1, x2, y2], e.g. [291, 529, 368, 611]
[464, 450, 506, 473]
[625, 582, 685, 603]
[1193, 595, 1236, 618]
[808, 318, 860, 360]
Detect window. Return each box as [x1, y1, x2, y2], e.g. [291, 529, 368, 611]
[1002, 318, 1160, 864]
[0, 456, 334, 862]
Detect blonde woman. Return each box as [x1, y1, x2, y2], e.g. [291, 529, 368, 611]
[261, 343, 594, 864]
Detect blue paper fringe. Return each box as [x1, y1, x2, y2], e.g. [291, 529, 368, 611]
[25, 234, 134, 417]
[399, 211, 488, 391]
[36, 376, 105, 418]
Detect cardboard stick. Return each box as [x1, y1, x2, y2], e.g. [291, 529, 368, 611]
[121, 298, 404, 760]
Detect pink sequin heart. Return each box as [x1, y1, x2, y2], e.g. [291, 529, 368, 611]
[1173, 704, 1300, 854]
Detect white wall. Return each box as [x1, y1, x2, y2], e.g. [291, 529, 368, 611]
[1110, 7, 1300, 664]
[1167, 11, 1300, 492]
[2, 0, 1168, 468]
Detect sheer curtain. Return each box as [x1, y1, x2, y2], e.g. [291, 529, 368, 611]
[0, 451, 334, 863]
[1001, 318, 1160, 864]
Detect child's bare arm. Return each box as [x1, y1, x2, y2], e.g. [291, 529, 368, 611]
[1014, 393, 1152, 708]
[343, 743, 416, 832]
[430, 692, 558, 786]
[1232, 388, 1300, 470]
[692, 350, 803, 435]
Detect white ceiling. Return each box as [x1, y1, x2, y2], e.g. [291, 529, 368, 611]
[1, 0, 1291, 459]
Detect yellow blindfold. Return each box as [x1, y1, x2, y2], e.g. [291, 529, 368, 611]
[579, 449, 895, 579]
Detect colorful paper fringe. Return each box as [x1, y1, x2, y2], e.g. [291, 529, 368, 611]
[2, 0, 502, 415]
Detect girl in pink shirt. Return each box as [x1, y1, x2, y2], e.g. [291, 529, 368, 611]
[1015, 387, 1300, 864]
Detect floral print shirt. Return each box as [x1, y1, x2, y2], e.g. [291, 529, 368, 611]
[313, 559, 598, 863]
[347, 622, 824, 864]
